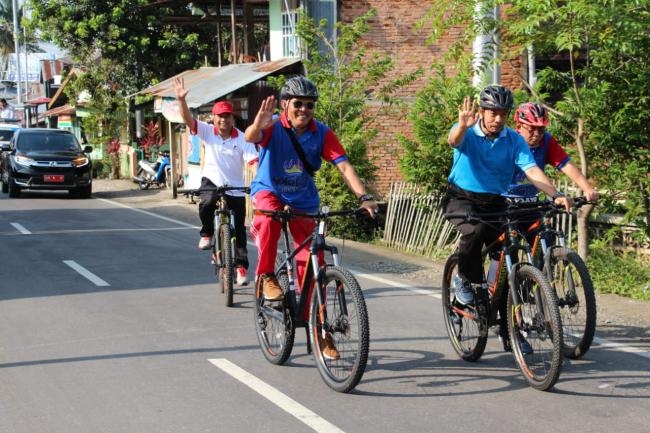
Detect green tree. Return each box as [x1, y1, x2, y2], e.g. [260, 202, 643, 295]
[24, 0, 216, 94]
[398, 63, 475, 194]
[63, 60, 130, 177]
[413, 0, 650, 260]
[0, 0, 34, 76]
[295, 9, 422, 240]
[501, 0, 650, 255]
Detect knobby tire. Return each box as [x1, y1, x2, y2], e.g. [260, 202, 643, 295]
[507, 264, 563, 391]
[441, 254, 487, 362]
[309, 266, 369, 393]
[219, 223, 234, 307]
[546, 247, 596, 359]
[253, 266, 295, 365]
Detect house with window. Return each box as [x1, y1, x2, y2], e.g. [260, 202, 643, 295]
[138, 1, 538, 196]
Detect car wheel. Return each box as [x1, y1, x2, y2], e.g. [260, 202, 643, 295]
[79, 185, 92, 198]
[7, 173, 20, 198]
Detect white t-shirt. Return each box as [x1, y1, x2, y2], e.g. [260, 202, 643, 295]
[192, 120, 258, 197]
[0, 105, 16, 119]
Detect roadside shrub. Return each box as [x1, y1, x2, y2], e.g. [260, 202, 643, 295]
[589, 240, 650, 301]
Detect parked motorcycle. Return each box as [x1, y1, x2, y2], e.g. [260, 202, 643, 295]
[132, 151, 171, 190]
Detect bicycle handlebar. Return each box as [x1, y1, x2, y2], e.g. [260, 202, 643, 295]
[178, 186, 250, 196]
[255, 206, 370, 220]
[444, 196, 596, 223]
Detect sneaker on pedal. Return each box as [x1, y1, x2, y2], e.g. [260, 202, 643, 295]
[198, 236, 213, 250]
[262, 274, 283, 301]
[236, 267, 248, 286]
[318, 332, 341, 360]
[453, 274, 475, 306]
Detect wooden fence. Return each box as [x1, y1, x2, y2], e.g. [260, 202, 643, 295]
[382, 182, 457, 257]
[381, 180, 579, 258]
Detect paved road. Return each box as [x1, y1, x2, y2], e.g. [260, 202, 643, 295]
[1, 185, 648, 433]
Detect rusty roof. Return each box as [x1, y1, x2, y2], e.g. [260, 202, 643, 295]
[132, 58, 303, 108]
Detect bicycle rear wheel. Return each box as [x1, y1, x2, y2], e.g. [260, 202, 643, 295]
[309, 266, 369, 393]
[507, 264, 563, 391]
[218, 223, 234, 307]
[253, 267, 295, 365]
[546, 247, 596, 359]
[441, 254, 487, 361]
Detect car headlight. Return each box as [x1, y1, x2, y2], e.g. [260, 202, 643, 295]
[15, 155, 34, 167]
[72, 156, 89, 167]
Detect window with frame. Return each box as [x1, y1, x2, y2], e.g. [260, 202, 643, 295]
[281, 0, 301, 57]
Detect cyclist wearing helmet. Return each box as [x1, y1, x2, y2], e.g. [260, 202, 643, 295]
[508, 102, 598, 202]
[443, 85, 571, 309]
[245, 76, 377, 359]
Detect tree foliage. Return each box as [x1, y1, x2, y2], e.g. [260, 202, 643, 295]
[398, 63, 475, 194]
[409, 0, 650, 256]
[295, 9, 421, 240]
[24, 0, 216, 93]
[500, 0, 650, 239]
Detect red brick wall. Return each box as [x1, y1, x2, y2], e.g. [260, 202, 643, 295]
[340, 1, 524, 198]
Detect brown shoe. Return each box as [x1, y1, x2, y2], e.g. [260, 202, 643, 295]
[262, 274, 283, 301]
[318, 332, 340, 360]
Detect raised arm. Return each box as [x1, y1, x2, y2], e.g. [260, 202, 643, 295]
[245, 95, 278, 143]
[448, 96, 479, 147]
[173, 77, 195, 129]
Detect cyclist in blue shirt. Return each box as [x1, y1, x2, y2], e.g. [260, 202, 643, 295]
[444, 85, 571, 306]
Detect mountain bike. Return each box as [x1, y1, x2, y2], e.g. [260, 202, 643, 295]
[253, 206, 370, 393]
[442, 201, 563, 391]
[180, 186, 250, 307]
[524, 196, 597, 359]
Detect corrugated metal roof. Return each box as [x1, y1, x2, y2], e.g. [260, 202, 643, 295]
[132, 58, 303, 108]
[42, 104, 75, 117]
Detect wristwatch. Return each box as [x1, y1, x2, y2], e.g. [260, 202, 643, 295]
[358, 193, 374, 203]
[551, 191, 565, 200]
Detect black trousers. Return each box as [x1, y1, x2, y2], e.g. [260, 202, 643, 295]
[198, 177, 249, 269]
[443, 183, 506, 284]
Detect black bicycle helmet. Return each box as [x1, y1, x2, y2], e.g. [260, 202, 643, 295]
[479, 85, 514, 110]
[279, 76, 319, 101]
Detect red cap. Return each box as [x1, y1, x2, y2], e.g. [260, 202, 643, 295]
[211, 101, 234, 115]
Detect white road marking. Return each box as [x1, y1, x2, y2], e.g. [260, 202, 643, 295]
[592, 336, 650, 359]
[209, 358, 346, 433]
[98, 196, 648, 359]
[10, 222, 31, 234]
[63, 260, 110, 287]
[350, 268, 441, 298]
[94, 197, 197, 228]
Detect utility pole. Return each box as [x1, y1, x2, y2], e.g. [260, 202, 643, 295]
[12, 0, 22, 104]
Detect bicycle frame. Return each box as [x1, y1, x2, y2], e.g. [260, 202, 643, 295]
[179, 185, 250, 306]
[261, 209, 345, 348]
[449, 204, 542, 331]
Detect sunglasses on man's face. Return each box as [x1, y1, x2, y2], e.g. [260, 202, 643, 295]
[291, 100, 315, 110]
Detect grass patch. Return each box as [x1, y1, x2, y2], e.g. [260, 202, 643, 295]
[588, 242, 650, 300]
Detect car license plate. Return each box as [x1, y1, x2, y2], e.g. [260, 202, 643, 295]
[44, 174, 65, 183]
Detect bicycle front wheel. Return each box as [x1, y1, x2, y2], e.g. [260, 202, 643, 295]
[546, 247, 596, 359]
[253, 268, 295, 365]
[309, 266, 369, 393]
[507, 264, 563, 391]
[441, 254, 487, 361]
[218, 222, 234, 307]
